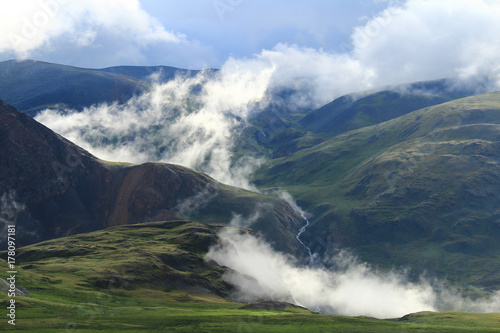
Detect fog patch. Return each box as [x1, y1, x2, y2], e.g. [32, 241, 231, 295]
[0, 191, 25, 234]
[0, 191, 41, 247]
[174, 184, 219, 216]
[207, 227, 500, 318]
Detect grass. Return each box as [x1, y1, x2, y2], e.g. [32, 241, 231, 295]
[1, 221, 500, 332]
[2, 287, 500, 332]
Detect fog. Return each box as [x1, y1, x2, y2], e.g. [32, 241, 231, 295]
[0, 191, 24, 235]
[36, 69, 270, 190]
[206, 226, 500, 319]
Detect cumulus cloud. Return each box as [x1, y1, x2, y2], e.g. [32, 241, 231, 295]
[352, 0, 500, 87]
[206, 227, 500, 318]
[0, 0, 218, 67]
[215, 0, 500, 109]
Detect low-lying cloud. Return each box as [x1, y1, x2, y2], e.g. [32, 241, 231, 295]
[0, 191, 41, 247]
[0, 191, 25, 234]
[36, 68, 269, 190]
[206, 227, 500, 318]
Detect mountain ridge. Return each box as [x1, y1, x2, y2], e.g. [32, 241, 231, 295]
[0, 59, 207, 116]
[0, 99, 305, 256]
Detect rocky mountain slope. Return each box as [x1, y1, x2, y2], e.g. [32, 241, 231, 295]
[0, 100, 304, 256]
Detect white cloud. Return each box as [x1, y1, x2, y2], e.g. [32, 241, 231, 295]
[352, 0, 500, 86]
[28, 0, 500, 191]
[35, 69, 268, 190]
[213, 0, 500, 109]
[206, 227, 500, 318]
[3, 0, 500, 84]
[0, 0, 186, 62]
[206, 228, 437, 318]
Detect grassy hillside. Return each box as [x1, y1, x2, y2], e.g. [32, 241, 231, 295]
[299, 90, 448, 136]
[255, 92, 500, 290]
[1, 221, 499, 332]
[245, 79, 484, 161]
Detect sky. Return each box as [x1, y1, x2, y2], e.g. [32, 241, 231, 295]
[0, 0, 391, 69]
[0, 0, 499, 88]
[11, 0, 499, 188]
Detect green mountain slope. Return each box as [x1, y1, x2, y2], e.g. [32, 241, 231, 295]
[2, 221, 500, 332]
[247, 79, 485, 160]
[296, 77, 489, 140]
[255, 92, 500, 290]
[299, 90, 448, 136]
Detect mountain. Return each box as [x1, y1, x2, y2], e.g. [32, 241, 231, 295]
[0, 100, 305, 256]
[0, 60, 204, 116]
[246, 78, 492, 161]
[299, 90, 449, 136]
[0, 60, 146, 115]
[298, 77, 493, 138]
[255, 92, 500, 291]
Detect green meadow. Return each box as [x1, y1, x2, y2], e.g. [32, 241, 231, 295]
[1, 221, 499, 332]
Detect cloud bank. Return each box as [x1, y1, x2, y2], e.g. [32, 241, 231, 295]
[221, 0, 500, 108]
[206, 227, 500, 318]
[2, 0, 500, 86]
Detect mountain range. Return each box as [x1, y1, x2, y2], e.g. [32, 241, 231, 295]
[1, 59, 500, 330]
[0, 59, 211, 116]
[255, 92, 500, 290]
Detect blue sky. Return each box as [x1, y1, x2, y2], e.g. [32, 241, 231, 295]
[137, 0, 389, 66]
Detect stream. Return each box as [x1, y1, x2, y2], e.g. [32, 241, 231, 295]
[296, 212, 315, 265]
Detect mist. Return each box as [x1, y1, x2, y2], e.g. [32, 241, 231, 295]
[35, 67, 271, 190]
[0, 191, 42, 247]
[206, 226, 500, 319]
[0, 191, 24, 235]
